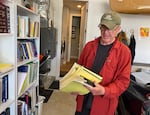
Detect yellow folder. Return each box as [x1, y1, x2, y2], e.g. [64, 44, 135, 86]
[60, 63, 102, 95]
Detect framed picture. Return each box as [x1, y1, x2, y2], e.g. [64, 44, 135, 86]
[72, 26, 76, 39]
[139, 27, 149, 39]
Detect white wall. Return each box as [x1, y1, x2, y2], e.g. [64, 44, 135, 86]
[86, 0, 111, 42]
[48, 0, 63, 79]
[86, 0, 150, 64]
[79, 3, 88, 55]
[121, 14, 150, 64]
[61, 7, 70, 64]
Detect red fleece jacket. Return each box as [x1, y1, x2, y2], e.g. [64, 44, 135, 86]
[76, 37, 131, 115]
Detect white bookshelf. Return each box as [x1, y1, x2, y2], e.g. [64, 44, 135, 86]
[0, 1, 41, 114]
[16, 3, 40, 115]
[0, 0, 16, 115]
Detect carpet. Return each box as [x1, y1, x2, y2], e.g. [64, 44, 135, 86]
[39, 80, 60, 103]
[49, 80, 59, 89]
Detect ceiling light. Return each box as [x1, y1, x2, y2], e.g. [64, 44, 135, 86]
[77, 5, 82, 8]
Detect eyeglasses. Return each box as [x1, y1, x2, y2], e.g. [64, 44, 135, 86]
[99, 25, 109, 31]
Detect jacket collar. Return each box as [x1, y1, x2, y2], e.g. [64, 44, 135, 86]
[94, 36, 121, 49]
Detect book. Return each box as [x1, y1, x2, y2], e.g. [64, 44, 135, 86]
[0, 78, 2, 104]
[60, 63, 103, 95]
[17, 65, 30, 95]
[17, 72, 27, 95]
[1, 111, 6, 115]
[17, 100, 28, 115]
[0, 3, 10, 33]
[0, 64, 13, 74]
[2, 75, 8, 102]
[5, 107, 10, 115]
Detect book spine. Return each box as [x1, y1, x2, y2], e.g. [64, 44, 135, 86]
[30, 40, 37, 57]
[17, 41, 25, 62]
[0, 78, 2, 104]
[18, 94, 32, 114]
[0, 3, 10, 33]
[5, 5, 10, 33]
[2, 75, 8, 103]
[0, 111, 6, 115]
[5, 107, 10, 115]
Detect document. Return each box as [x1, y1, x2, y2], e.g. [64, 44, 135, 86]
[60, 63, 102, 95]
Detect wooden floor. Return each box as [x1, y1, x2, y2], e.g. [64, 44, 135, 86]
[60, 58, 78, 76]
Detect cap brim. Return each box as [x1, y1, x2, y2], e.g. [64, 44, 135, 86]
[100, 20, 116, 30]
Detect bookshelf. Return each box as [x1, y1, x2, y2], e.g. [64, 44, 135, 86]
[0, 0, 16, 115]
[16, 2, 40, 115]
[0, 1, 41, 115]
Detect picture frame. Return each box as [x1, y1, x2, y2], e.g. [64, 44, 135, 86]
[72, 26, 76, 39]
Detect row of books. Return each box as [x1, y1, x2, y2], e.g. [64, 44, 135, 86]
[17, 15, 39, 38]
[18, 87, 38, 115]
[17, 62, 38, 95]
[17, 40, 37, 62]
[18, 101, 38, 115]
[0, 2, 10, 33]
[0, 107, 10, 115]
[0, 75, 8, 104]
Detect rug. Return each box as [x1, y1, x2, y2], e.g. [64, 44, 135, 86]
[39, 80, 60, 103]
[49, 80, 59, 89]
[39, 87, 53, 103]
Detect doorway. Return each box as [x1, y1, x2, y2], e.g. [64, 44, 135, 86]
[61, 0, 87, 64]
[60, 0, 88, 76]
[70, 16, 81, 59]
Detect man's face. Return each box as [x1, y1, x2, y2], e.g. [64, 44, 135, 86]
[100, 25, 120, 45]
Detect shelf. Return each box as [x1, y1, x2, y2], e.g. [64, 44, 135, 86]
[0, 33, 14, 36]
[0, 2, 40, 114]
[17, 57, 39, 67]
[16, 2, 40, 115]
[5, 0, 14, 3]
[0, 67, 14, 77]
[17, 80, 38, 98]
[0, 99, 15, 114]
[0, 2, 16, 114]
[17, 4, 39, 16]
[17, 37, 39, 39]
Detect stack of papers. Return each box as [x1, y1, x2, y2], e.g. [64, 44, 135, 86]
[59, 63, 103, 95]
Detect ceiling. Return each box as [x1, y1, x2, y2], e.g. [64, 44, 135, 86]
[63, 0, 87, 11]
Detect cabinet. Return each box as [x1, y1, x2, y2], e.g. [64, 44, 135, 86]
[0, 1, 41, 115]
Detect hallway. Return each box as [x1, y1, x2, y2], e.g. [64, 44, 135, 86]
[60, 58, 78, 77]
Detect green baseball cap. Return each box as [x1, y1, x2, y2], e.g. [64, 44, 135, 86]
[99, 11, 121, 30]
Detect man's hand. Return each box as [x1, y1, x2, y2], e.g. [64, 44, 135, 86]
[86, 81, 105, 96]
